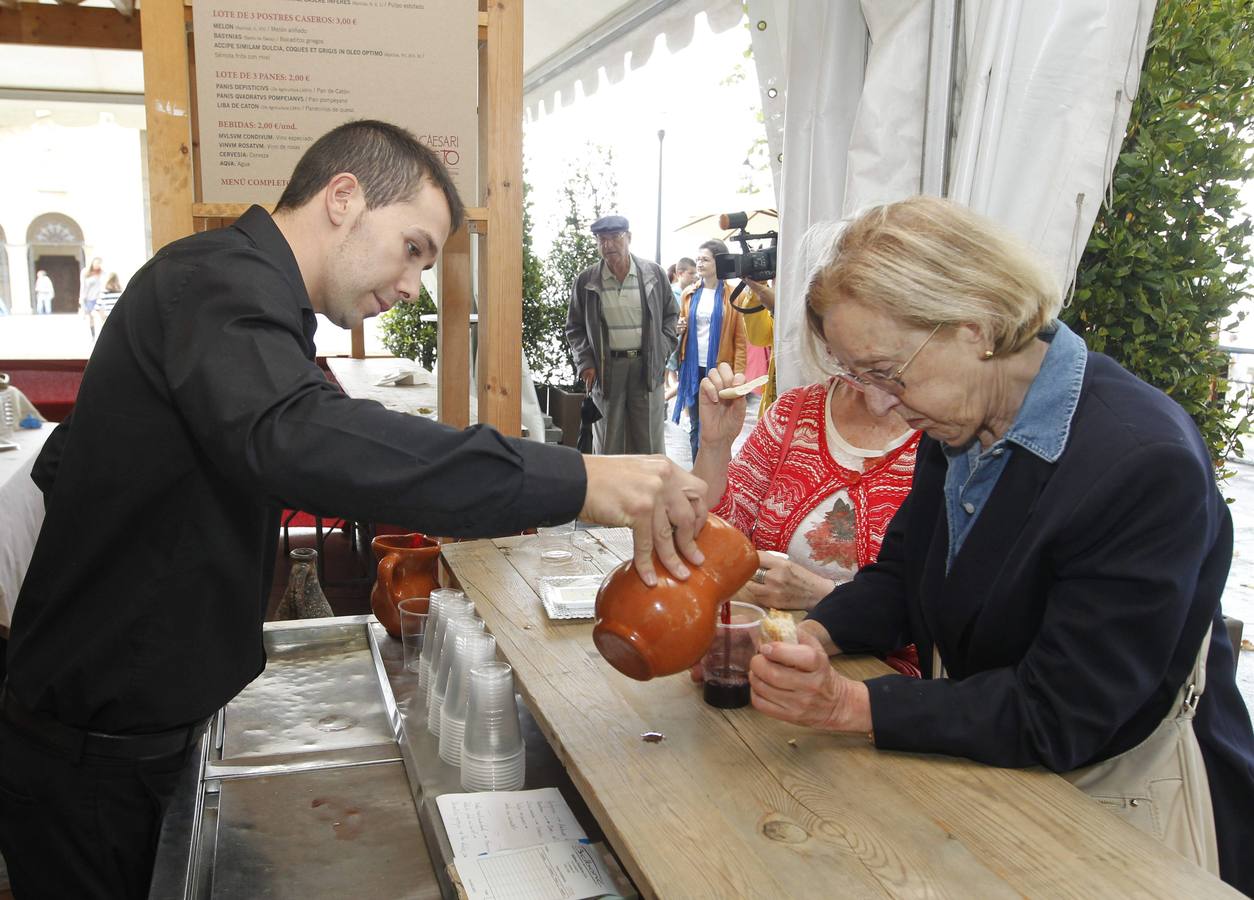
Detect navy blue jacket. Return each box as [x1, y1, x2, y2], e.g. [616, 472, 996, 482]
[810, 352, 1254, 894]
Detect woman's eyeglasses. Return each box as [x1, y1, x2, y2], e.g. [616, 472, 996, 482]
[834, 323, 943, 397]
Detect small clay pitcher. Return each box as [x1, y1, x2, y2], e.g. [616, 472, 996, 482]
[593, 515, 758, 680]
[371, 534, 441, 638]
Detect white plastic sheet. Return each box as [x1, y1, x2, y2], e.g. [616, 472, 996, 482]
[767, 0, 1154, 392]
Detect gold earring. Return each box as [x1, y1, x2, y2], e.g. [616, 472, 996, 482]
[983, 349, 994, 360]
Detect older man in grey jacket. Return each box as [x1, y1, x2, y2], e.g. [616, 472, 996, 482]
[565, 215, 678, 454]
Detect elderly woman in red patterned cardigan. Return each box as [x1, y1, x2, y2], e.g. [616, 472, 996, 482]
[693, 356, 921, 674]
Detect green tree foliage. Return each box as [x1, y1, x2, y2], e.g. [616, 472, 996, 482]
[526, 144, 620, 386]
[521, 179, 565, 385]
[377, 283, 438, 369]
[1062, 0, 1254, 464]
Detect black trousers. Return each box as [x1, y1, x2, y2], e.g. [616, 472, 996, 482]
[0, 716, 193, 899]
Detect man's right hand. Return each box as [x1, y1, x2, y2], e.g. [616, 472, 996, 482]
[581, 367, 597, 391]
[579, 455, 708, 586]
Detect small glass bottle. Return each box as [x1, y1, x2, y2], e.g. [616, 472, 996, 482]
[275, 547, 334, 620]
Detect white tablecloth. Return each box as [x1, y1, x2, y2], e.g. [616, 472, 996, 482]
[0, 427, 50, 628]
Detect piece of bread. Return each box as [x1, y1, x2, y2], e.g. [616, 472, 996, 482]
[760, 609, 798, 644]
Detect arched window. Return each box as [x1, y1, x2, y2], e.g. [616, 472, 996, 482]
[27, 213, 85, 314]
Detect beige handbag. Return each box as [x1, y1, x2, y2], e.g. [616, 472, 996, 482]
[934, 628, 1220, 875]
[1062, 625, 1219, 875]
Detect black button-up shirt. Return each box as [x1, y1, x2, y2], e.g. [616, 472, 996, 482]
[8, 206, 585, 733]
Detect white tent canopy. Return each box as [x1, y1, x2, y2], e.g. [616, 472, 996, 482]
[756, 0, 1155, 391]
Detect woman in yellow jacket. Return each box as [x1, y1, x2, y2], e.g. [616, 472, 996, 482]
[672, 239, 748, 460]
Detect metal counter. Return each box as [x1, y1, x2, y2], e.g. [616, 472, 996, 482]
[150, 614, 629, 900]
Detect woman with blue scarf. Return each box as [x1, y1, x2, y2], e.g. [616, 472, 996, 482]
[672, 239, 747, 460]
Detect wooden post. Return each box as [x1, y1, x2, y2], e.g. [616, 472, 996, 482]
[140, 0, 195, 252]
[479, 0, 523, 436]
[438, 226, 473, 429]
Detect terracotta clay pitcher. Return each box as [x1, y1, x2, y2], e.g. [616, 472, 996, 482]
[371, 534, 441, 638]
[593, 515, 758, 680]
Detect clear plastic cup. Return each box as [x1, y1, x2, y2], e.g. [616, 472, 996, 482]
[424, 596, 475, 710]
[418, 588, 466, 692]
[397, 598, 429, 674]
[439, 631, 498, 766]
[700, 601, 765, 709]
[536, 520, 576, 565]
[428, 616, 486, 736]
[460, 662, 525, 791]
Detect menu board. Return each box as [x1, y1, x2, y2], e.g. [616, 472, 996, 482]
[193, 0, 476, 204]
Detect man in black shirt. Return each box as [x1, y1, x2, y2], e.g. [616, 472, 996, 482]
[0, 121, 708, 898]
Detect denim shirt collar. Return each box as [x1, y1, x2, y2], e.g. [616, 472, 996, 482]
[1001, 320, 1087, 463]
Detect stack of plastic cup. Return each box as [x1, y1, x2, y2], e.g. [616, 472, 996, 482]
[460, 662, 526, 791]
[439, 631, 498, 766]
[428, 615, 486, 737]
[418, 588, 465, 693]
[424, 596, 475, 711]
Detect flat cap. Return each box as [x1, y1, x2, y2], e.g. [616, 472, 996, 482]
[590, 214, 629, 234]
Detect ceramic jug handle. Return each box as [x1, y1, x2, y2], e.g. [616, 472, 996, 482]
[377, 553, 400, 597]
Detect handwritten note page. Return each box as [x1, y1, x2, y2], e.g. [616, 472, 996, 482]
[454, 841, 617, 900]
[436, 788, 587, 858]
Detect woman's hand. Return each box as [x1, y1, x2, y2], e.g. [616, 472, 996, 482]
[743, 279, 776, 313]
[736, 551, 835, 611]
[749, 629, 871, 733]
[697, 363, 747, 448]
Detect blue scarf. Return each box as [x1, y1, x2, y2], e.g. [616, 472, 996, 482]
[671, 281, 724, 423]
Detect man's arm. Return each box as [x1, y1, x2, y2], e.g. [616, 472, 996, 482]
[564, 273, 596, 383]
[659, 273, 679, 355]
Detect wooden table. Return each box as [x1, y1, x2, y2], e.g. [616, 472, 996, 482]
[440, 529, 1239, 899]
[325, 356, 477, 422]
[0, 426, 50, 628]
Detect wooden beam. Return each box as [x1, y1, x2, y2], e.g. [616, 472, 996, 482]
[438, 226, 473, 429]
[140, 0, 194, 251]
[479, 0, 524, 436]
[0, 3, 140, 49]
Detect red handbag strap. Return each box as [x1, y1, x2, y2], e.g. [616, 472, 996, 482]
[749, 390, 803, 544]
[769, 389, 804, 485]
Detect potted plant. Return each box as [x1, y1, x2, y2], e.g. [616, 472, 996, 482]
[523, 149, 619, 446]
[378, 284, 438, 369]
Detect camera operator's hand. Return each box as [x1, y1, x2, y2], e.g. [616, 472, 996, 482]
[743, 279, 776, 313]
[697, 363, 748, 448]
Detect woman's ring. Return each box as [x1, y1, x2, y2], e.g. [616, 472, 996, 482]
[751, 567, 767, 584]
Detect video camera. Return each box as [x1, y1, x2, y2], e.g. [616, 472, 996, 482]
[714, 211, 778, 283]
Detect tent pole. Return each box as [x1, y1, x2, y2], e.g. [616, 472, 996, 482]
[921, 0, 960, 197]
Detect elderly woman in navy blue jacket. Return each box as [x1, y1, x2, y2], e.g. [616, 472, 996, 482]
[750, 196, 1254, 895]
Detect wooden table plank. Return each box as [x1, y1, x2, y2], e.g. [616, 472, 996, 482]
[439, 534, 1239, 899]
[325, 357, 471, 423]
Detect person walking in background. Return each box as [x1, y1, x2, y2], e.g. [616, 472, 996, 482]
[33, 270, 54, 315]
[565, 215, 678, 454]
[664, 257, 697, 406]
[94, 273, 124, 328]
[672, 239, 747, 460]
[80, 257, 104, 338]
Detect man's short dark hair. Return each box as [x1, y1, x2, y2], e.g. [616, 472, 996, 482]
[274, 120, 464, 230]
[698, 240, 729, 257]
[678, 257, 696, 269]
